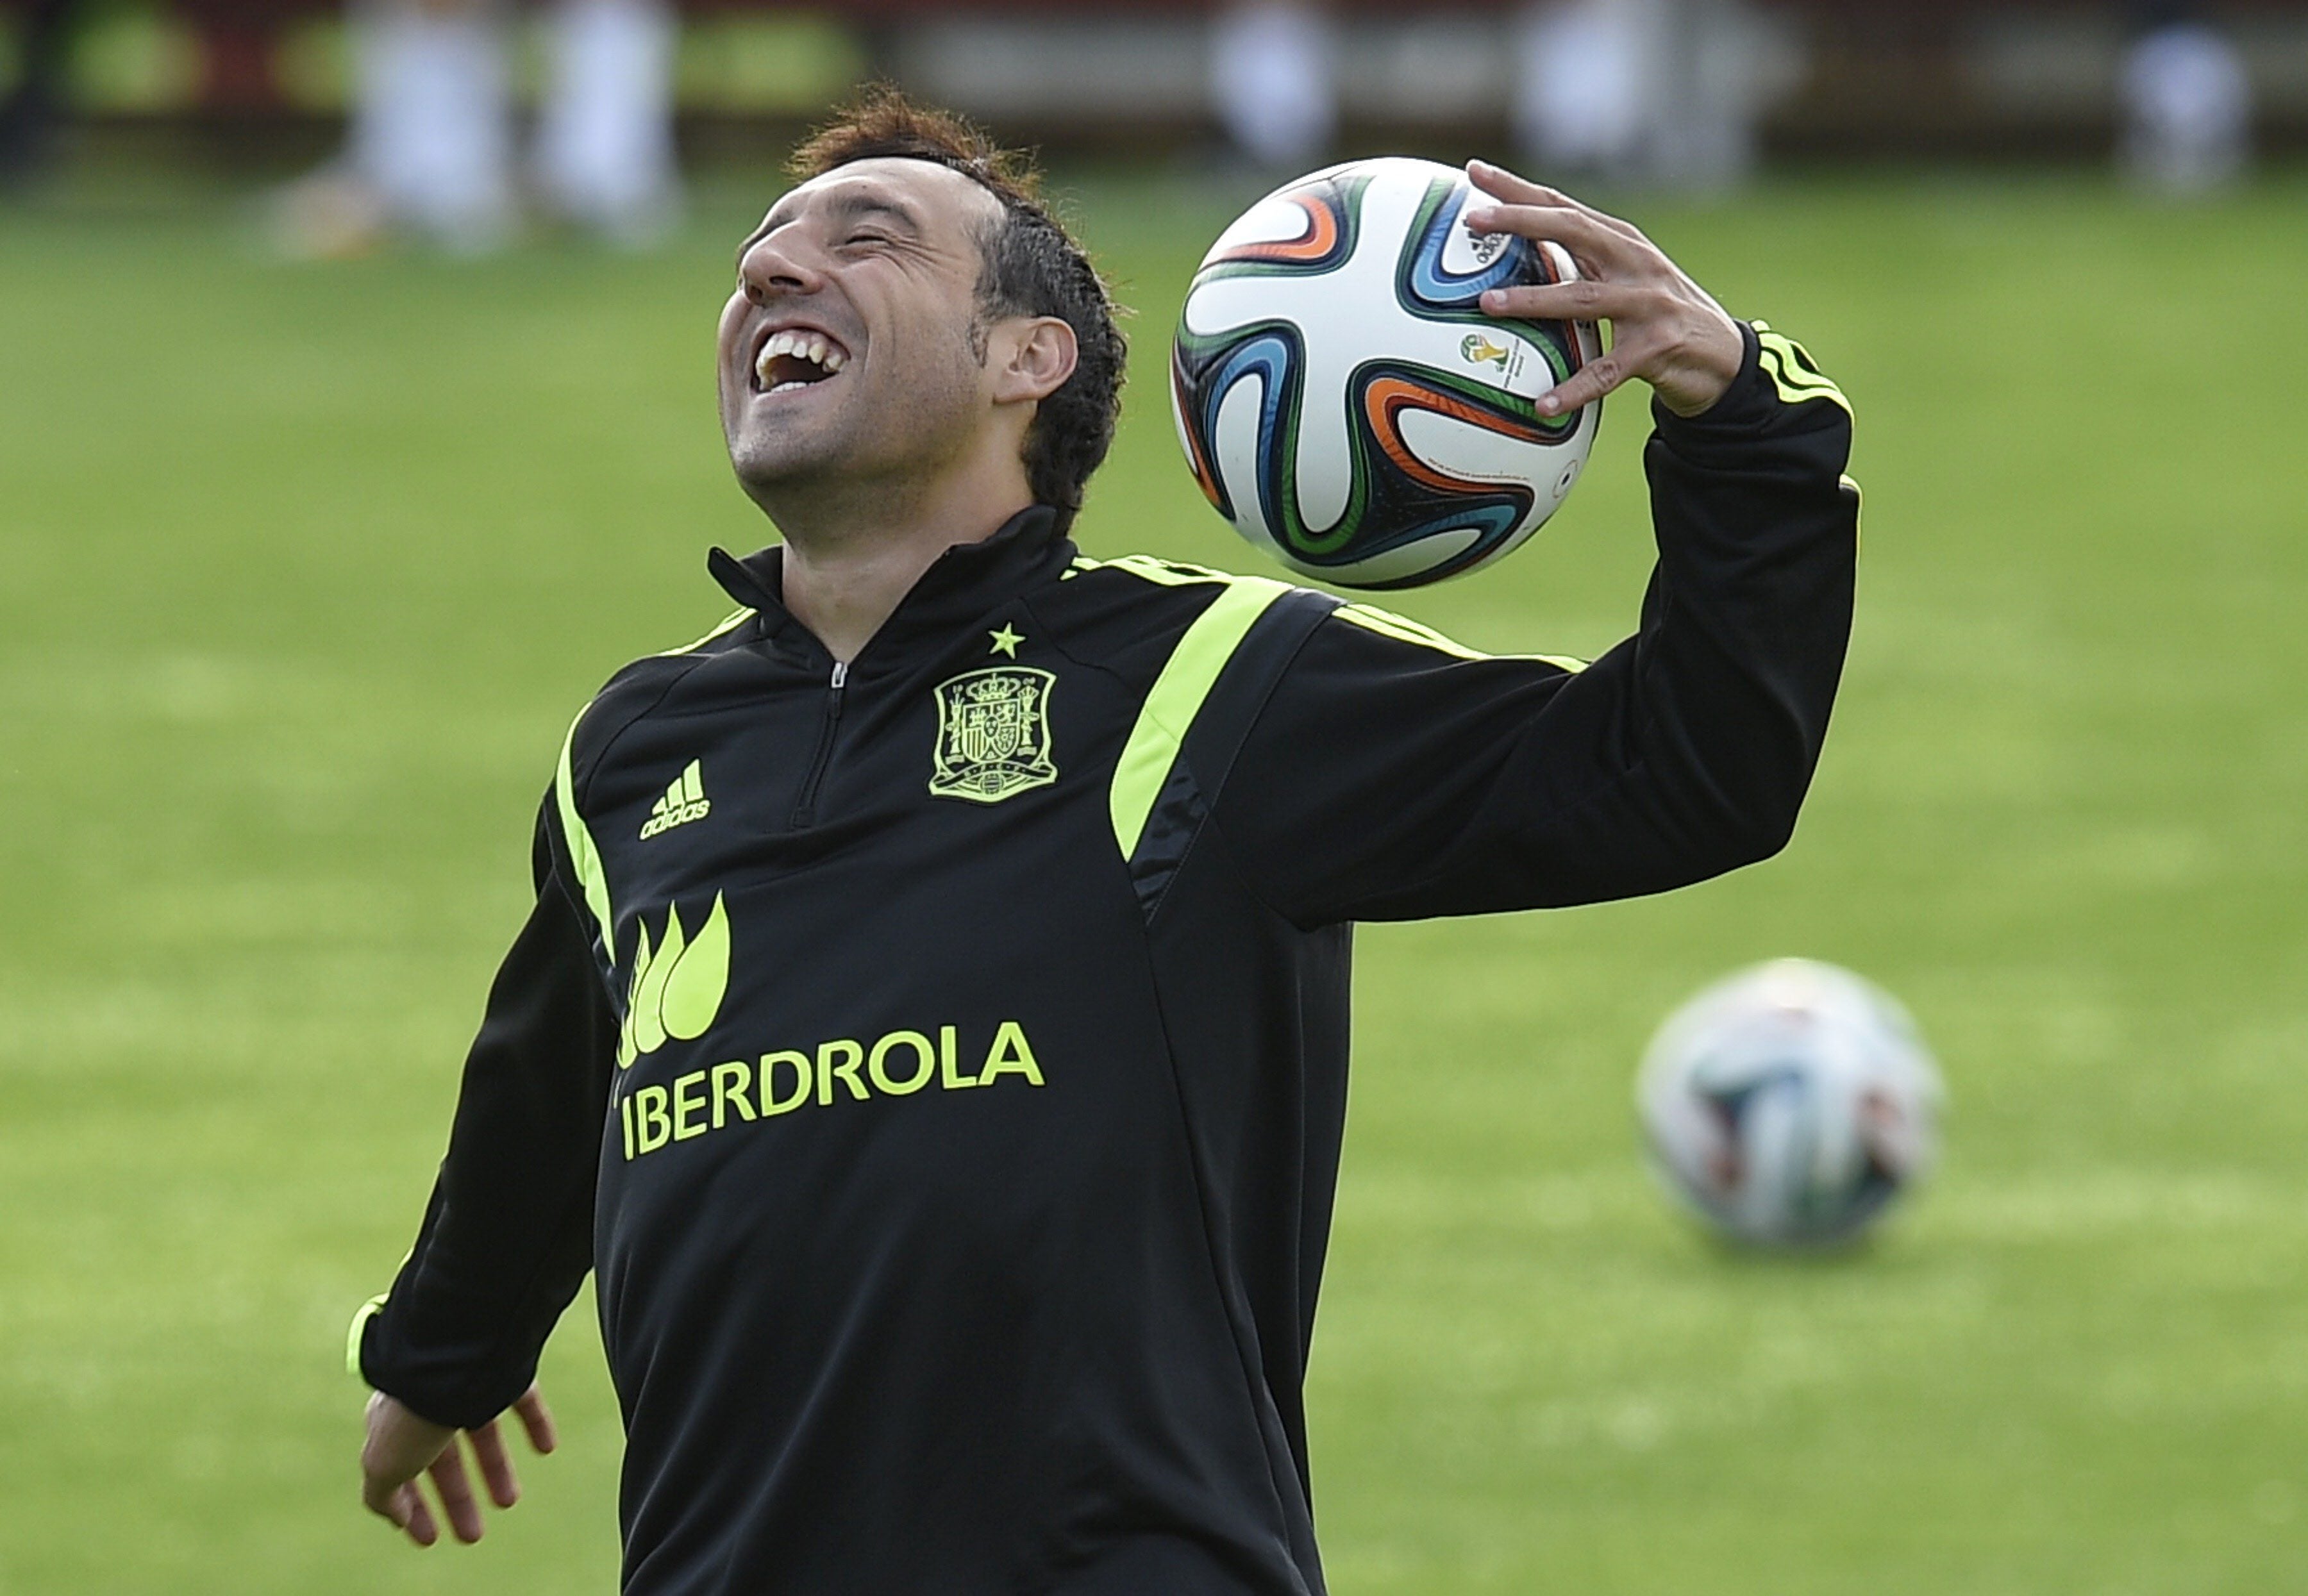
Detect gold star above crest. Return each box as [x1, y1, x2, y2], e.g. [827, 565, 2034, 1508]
[987, 624, 1024, 658]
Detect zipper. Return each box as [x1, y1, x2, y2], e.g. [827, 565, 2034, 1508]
[789, 659, 848, 828]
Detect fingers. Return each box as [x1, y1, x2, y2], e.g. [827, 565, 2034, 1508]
[512, 1385, 559, 1455]
[1462, 158, 1739, 415]
[426, 1436, 488, 1545]
[360, 1397, 448, 1549]
[1535, 339, 1654, 417]
[360, 1391, 557, 1551]
[396, 1483, 442, 1548]
[1464, 157, 1556, 206]
[1466, 160, 1649, 245]
[1479, 279, 1649, 324]
[467, 1419, 523, 1509]
[363, 1475, 440, 1547]
[1460, 202, 1631, 277]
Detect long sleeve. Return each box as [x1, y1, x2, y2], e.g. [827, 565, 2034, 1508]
[1215, 321, 1859, 927]
[352, 795, 619, 1429]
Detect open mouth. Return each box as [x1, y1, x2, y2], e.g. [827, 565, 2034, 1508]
[751, 328, 850, 395]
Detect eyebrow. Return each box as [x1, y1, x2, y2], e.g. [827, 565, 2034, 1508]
[737, 190, 926, 263]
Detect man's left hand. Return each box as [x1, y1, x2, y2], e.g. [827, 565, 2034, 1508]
[1461, 160, 1744, 420]
[359, 1384, 556, 1547]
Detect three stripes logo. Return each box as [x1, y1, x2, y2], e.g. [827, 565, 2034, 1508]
[640, 760, 711, 840]
[1753, 324, 1852, 418]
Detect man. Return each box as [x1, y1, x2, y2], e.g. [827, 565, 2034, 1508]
[352, 91, 1856, 1593]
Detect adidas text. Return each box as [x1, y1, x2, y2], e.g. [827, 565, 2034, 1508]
[641, 759, 712, 839]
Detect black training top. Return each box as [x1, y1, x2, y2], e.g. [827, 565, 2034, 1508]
[355, 324, 1859, 1595]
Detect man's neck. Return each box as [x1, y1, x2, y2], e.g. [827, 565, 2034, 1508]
[764, 458, 1036, 665]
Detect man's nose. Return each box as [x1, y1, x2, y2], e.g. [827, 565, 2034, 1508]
[739, 232, 826, 304]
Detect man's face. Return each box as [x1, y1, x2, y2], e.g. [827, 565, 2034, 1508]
[718, 158, 1005, 504]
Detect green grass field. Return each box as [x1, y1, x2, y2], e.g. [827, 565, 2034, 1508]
[3, 164, 2305, 1593]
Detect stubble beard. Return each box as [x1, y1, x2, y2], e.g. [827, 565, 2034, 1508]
[730, 341, 987, 536]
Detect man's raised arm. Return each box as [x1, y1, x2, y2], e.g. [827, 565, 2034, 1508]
[1212, 167, 1859, 926]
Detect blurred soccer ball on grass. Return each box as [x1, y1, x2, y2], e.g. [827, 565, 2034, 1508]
[1637, 959, 1944, 1248]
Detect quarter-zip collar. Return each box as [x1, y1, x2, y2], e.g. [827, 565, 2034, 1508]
[707, 506, 1074, 674]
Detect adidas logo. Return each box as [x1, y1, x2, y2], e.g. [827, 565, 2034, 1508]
[640, 760, 712, 840]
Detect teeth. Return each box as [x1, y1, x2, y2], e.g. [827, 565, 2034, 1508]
[753, 329, 848, 386]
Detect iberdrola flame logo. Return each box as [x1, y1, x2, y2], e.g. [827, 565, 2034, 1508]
[617, 894, 730, 1069]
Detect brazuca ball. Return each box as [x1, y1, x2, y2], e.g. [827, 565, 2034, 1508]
[1637, 960, 1945, 1249]
[1171, 156, 1603, 590]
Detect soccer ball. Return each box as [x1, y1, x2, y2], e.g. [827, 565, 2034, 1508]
[1171, 156, 1604, 590]
[1637, 960, 1944, 1247]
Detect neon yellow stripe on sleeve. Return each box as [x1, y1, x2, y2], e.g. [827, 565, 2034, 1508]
[1092, 553, 1244, 587]
[555, 710, 616, 960]
[346, 1293, 387, 1379]
[1754, 327, 1852, 417]
[654, 606, 754, 657]
[1109, 577, 1292, 860]
[1336, 602, 1586, 675]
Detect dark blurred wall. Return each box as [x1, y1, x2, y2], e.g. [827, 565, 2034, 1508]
[4, 1, 2304, 168]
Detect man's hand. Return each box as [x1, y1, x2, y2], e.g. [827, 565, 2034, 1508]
[360, 1384, 557, 1547]
[1462, 160, 1745, 420]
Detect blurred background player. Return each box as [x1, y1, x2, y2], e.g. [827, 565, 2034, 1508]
[0, 0, 77, 188]
[1512, 0, 1653, 182]
[274, 0, 680, 256]
[2120, 0, 2251, 192]
[1512, 0, 1775, 189]
[534, 0, 681, 240]
[1209, 0, 1338, 174]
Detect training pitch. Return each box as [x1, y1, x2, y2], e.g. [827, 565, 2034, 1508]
[1, 166, 2304, 1593]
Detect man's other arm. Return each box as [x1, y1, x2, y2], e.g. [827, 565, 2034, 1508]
[349, 797, 618, 1542]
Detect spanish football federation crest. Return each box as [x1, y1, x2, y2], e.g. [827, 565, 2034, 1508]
[929, 666, 1057, 804]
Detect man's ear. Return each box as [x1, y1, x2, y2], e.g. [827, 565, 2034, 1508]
[990, 317, 1078, 405]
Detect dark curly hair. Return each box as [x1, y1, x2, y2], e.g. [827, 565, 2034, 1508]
[790, 88, 1128, 520]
